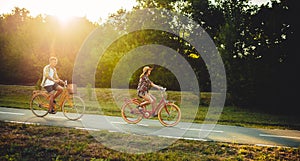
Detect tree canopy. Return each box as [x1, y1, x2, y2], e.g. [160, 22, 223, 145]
[0, 0, 298, 113]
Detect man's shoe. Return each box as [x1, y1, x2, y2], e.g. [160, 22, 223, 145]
[48, 109, 57, 114]
[152, 113, 158, 117]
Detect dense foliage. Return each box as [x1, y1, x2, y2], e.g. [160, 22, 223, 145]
[0, 0, 298, 112]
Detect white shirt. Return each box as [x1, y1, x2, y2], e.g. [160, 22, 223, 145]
[41, 64, 56, 87]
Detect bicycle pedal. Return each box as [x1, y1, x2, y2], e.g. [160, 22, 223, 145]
[143, 112, 150, 117]
[152, 113, 158, 117]
[136, 106, 143, 111]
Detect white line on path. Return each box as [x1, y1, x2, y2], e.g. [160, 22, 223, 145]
[75, 127, 101, 131]
[157, 135, 208, 141]
[255, 144, 291, 148]
[183, 137, 208, 141]
[4, 120, 40, 125]
[47, 115, 82, 121]
[136, 123, 149, 127]
[0, 111, 25, 116]
[158, 135, 183, 139]
[181, 127, 224, 133]
[111, 121, 127, 125]
[111, 121, 149, 127]
[75, 127, 125, 133]
[47, 116, 67, 119]
[259, 134, 300, 140]
[48, 115, 83, 121]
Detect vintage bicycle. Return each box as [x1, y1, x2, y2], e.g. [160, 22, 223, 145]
[30, 81, 85, 121]
[121, 88, 181, 127]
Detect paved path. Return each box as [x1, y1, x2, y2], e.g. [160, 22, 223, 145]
[1, 107, 300, 148]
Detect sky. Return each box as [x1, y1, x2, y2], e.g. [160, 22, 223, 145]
[0, 0, 270, 23]
[0, 0, 137, 23]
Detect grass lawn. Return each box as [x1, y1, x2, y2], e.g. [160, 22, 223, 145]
[1, 122, 299, 161]
[1, 85, 300, 160]
[0, 85, 299, 130]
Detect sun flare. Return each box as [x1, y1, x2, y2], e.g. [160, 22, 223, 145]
[0, 0, 137, 24]
[51, 10, 76, 25]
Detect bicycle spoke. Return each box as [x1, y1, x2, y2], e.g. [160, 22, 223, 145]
[121, 100, 143, 124]
[63, 96, 85, 121]
[158, 103, 181, 127]
[30, 93, 49, 117]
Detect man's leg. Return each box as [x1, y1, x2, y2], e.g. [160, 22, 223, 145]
[53, 85, 63, 100]
[48, 92, 55, 112]
[44, 85, 57, 113]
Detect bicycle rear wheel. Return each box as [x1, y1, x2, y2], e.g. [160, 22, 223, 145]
[121, 99, 143, 124]
[30, 93, 49, 117]
[62, 96, 85, 121]
[158, 103, 181, 127]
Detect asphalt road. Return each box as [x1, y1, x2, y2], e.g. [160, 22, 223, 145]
[1, 107, 300, 148]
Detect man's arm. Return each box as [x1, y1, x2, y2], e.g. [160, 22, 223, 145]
[44, 67, 60, 83]
[53, 68, 63, 84]
[54, 68, 60, 80]
[44, 66, 53, 81]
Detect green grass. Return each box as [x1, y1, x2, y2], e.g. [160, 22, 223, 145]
[0, 85, 300, 130]
[1, 85, 300, 160]
[1, 122, 299, 161]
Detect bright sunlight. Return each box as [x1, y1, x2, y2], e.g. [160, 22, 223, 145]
[0, 0, 137, 23]
[0, 0, 271, 24]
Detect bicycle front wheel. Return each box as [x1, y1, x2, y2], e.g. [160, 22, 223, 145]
[158, 103, 181, 127]
[30, 93, 49, 117]
[62, 96, 85, 121]
[121, 99, 143, 124]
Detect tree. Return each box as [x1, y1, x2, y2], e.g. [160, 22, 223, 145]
[0, 7, 97, 85]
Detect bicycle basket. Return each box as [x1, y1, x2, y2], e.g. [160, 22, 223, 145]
[67, 84, 77, 94]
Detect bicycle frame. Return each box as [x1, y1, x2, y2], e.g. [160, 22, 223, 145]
[54, 87, 71, 111]
[129, 89, 169, 119]
[121, 88, 181, 126]
[32, 83, 72, 111]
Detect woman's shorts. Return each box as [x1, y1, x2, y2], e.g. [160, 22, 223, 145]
[137, 90, 148, 98]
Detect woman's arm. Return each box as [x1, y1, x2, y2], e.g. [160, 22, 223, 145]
[150, 82, 163, 90]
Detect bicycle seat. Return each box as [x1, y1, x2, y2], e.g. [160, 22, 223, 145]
[32, 90, 48, 95]
[131, 97, 145, 102]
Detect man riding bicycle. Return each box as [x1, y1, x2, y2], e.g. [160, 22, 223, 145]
[137, 66, 164, 116]
[40, 57, 64, 114]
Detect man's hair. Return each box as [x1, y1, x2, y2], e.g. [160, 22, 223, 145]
[49, 56, 57, 62]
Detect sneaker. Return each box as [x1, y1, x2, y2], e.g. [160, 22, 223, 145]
[48, 109, 57, 114]
[136, 106, 143, 113]
[152, 113, 158, 117]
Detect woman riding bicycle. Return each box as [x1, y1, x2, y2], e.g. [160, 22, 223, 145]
[137, 66, 164, 116]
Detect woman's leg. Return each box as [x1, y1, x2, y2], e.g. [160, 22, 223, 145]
[140, 93, 157, 114]
[148, 93, 157, 115]
[140, 93, 151, 107]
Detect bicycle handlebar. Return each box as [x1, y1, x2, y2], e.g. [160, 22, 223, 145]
[160, 87, 167, 99]
[64, 80, 68, 87]
[160, 87, 166, 92]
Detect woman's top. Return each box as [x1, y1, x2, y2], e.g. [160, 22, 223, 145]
[137, 75, 152, 93]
